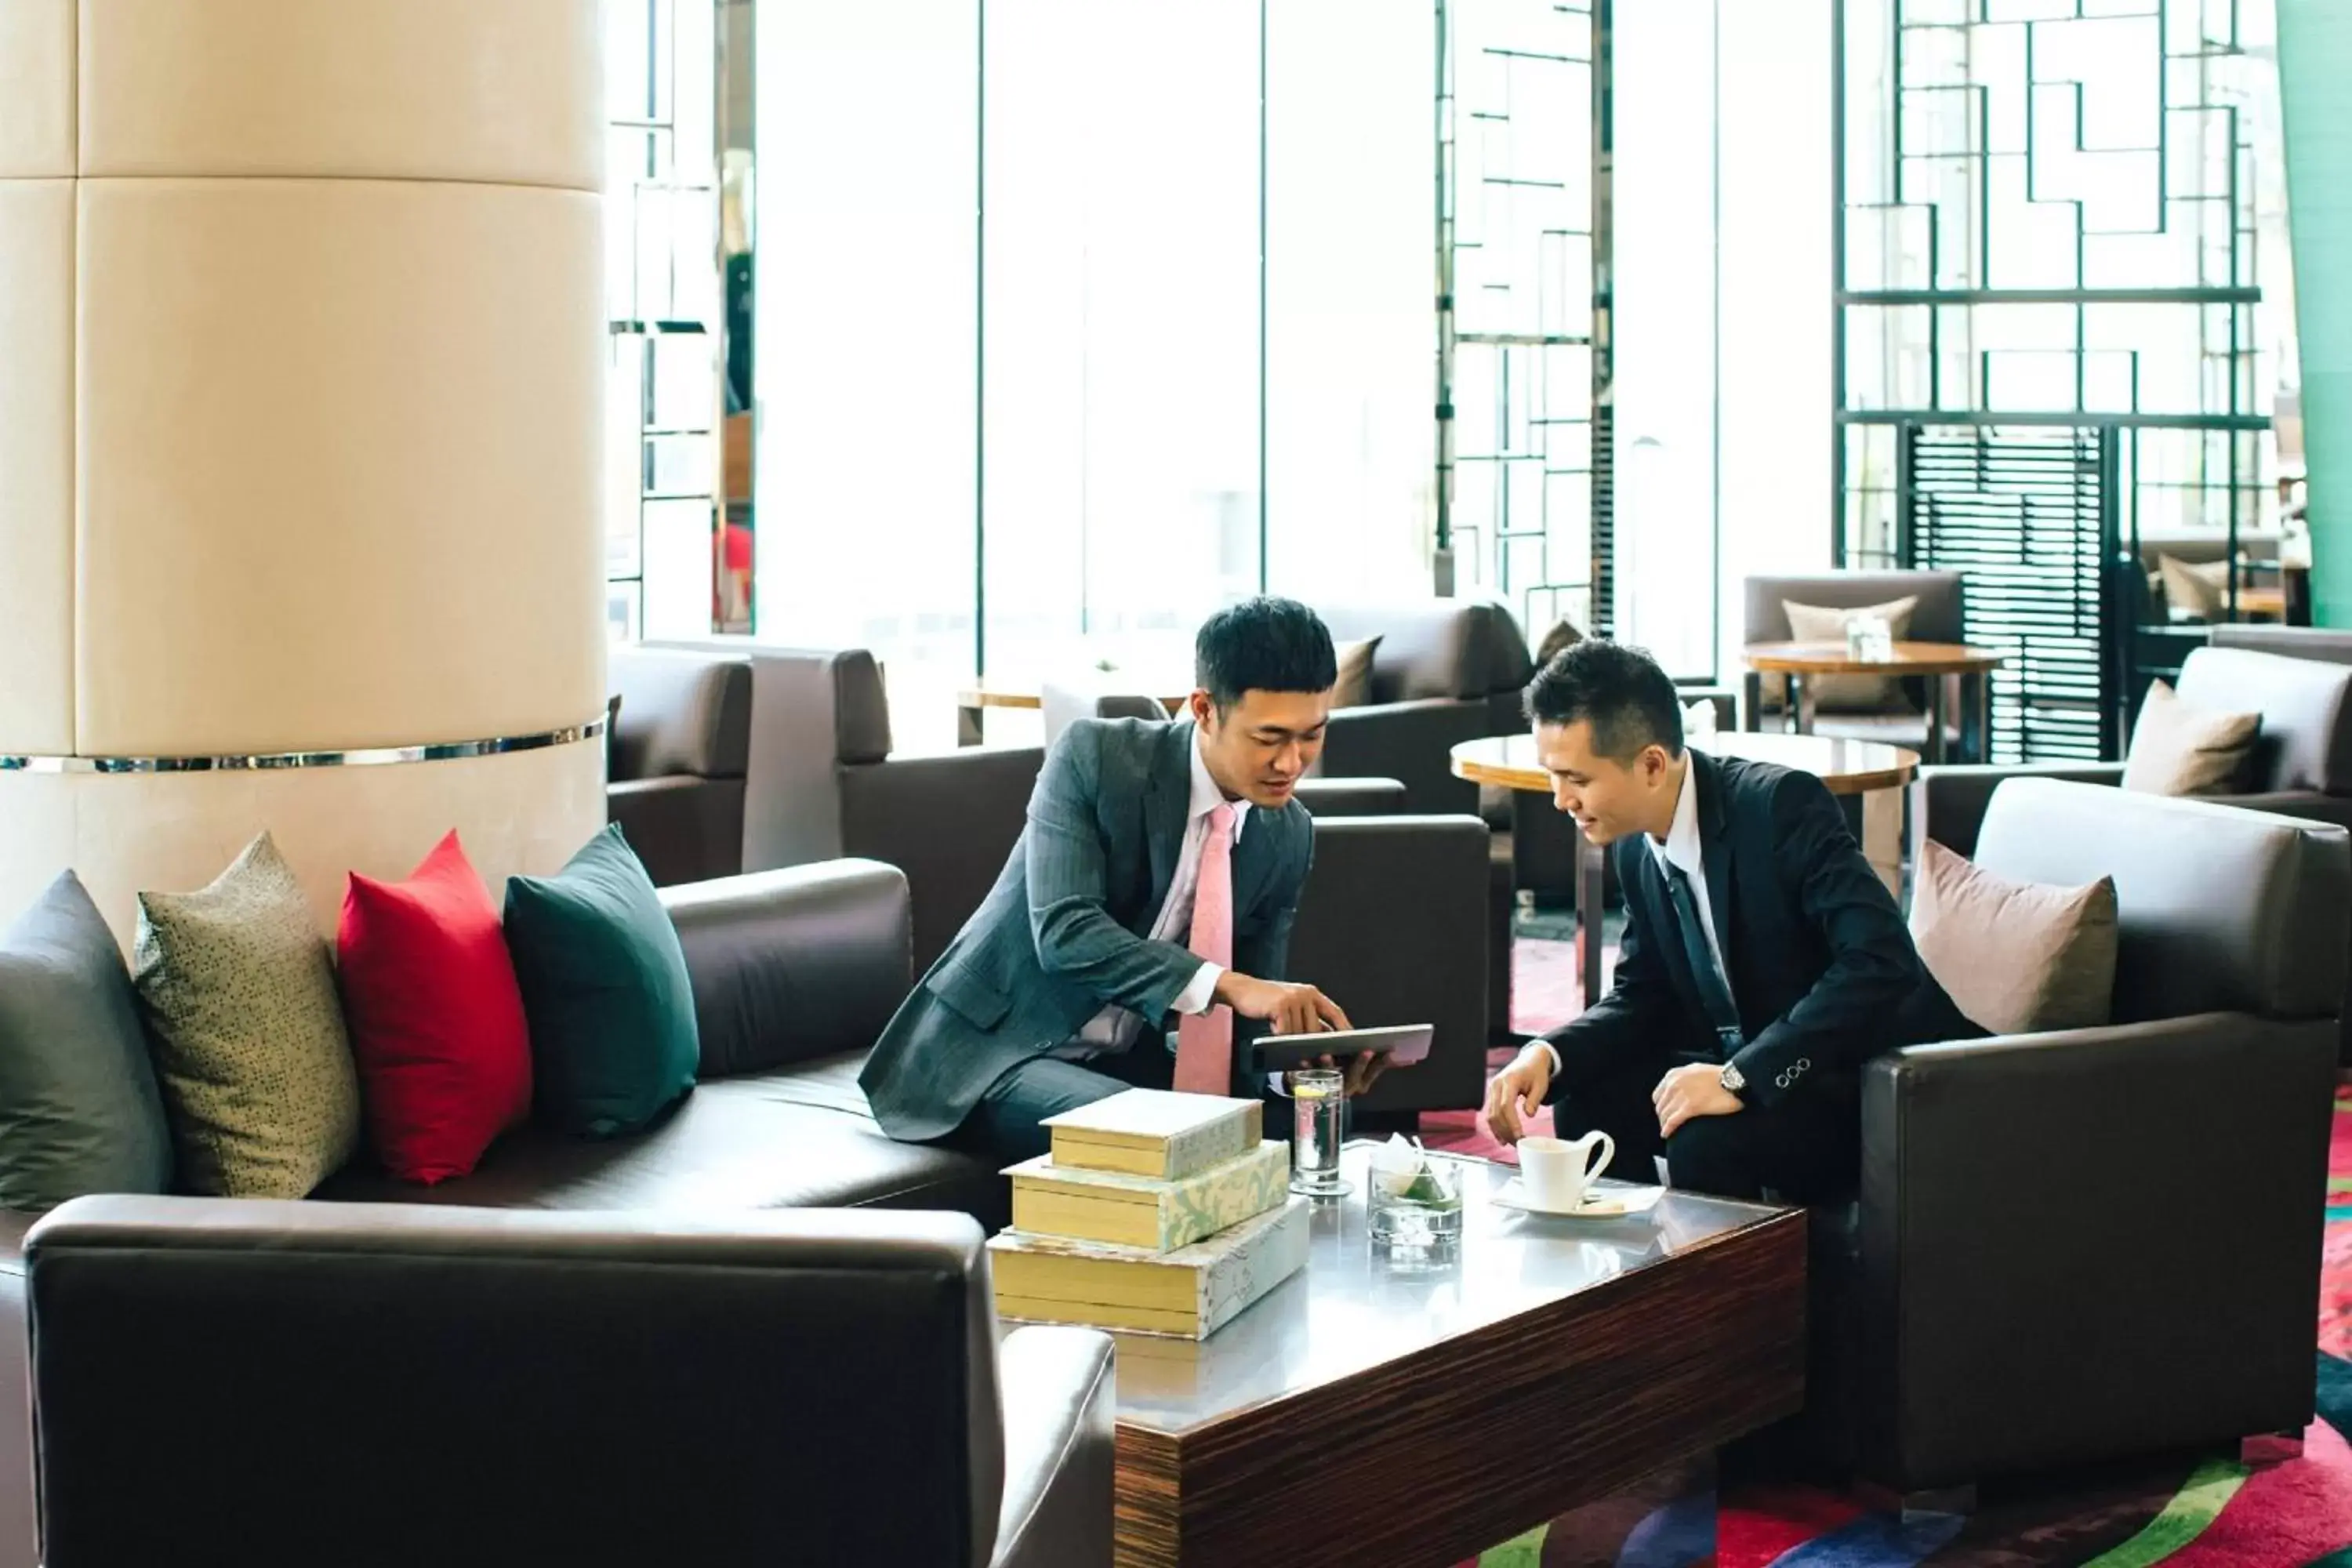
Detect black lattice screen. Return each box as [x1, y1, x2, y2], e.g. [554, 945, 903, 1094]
[1904, 424, 2122, 764]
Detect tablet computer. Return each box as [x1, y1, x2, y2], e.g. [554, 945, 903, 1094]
[1247, 1023, 1434, 1076]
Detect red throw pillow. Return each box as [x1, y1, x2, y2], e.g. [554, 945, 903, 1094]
[338, 832, 532, 1183]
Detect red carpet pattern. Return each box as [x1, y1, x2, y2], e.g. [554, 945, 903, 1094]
[1428, 940, 2352, 1567]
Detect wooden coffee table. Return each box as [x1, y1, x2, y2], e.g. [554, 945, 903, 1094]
[1070, 1144, 1806, 1568]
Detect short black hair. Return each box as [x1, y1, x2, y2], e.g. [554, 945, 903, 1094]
[1523, 637, 1684, 760]
[1195, 597, 1338, 710]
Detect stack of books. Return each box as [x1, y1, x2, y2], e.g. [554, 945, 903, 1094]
[987, 1089, 1308, 1339]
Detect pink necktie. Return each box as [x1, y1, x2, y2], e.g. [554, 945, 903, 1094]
[1174, 803, 1236, 1094]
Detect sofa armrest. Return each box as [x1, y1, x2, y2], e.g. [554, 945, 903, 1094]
[661, 860, 913, 1078]
[1294, 776, 1410, 817]
[1858, 1012, 2337, 1490]
[1288, 815, 1490, 1115]
[991, 1327, 1116, 1568]
[1319, 698, 1495, 815]
[1915, 761, 2125, 857]
[841, 746, 1044, 974]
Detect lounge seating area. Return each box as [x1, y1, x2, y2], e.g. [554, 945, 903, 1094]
[6, 2, 2352, 1563]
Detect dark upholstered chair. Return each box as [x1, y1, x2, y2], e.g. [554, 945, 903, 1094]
[1817, 780, 2346, 1494]
[606, 647, 754, 886]
[1919, 643, 2352, 1060]
[24, 1198, 1113, 1568]
[1742, 569, 1968, 753]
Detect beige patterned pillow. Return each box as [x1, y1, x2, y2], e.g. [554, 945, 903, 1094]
[1910, 840, 2118, 1036]
[2122, 679, 2259, 796]
[1332, 636, 1382, 709]
[134, 833, 360, 1197]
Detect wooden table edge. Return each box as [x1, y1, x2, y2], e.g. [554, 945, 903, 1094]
[1450, 749, 1918, 797]
[1740, 641, 2004, 675]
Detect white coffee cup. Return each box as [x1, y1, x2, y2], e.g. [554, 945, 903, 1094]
[1518, 1131, 1614, 1210]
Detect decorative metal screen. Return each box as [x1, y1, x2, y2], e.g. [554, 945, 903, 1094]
[1906, 423, 2121, 761]
[1438, 0, 1611, 640]
[1836, 0, 2287, 748]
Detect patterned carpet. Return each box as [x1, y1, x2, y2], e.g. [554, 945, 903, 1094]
[1425, 938, 2352, 1567]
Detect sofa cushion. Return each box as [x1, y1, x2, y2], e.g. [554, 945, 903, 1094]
[339, 831, 532, 1185]
[1332, 636, 1381, 709]
[312, 1054, 1007, 1226]
[134, 833, 361, 1198]
[504, 824, 699, 1138]
[2122, 679, 2260, 796]
[0, 873, 172, 1210]
[1909, 840, 2118, 1036]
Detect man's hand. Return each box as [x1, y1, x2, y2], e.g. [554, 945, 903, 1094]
[1214, 972, 1351, 1037]
[1481, 1043, 1555, 1146]
[1653, 1062, 1742, 1138]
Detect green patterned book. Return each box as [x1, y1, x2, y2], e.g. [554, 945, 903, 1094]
[1038, 1089, 1262, 1181]
[1005, 1140, 1288, 1251]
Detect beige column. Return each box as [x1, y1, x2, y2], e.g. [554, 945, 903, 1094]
[0, 0, 609, 941]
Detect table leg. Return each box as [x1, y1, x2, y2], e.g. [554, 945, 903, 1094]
[1961, 671, 1991, 764]
[1923, 677, 1947, 765]
[1577, 829, 1606, 1007]
[1792, 674, 1817, 736]
[1742, 671, 1762, 732]
[1861, 787, 1903, 899]
[957, 702, 985, 748]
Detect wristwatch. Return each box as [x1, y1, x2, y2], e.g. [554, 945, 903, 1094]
[1718, 1061, 1747, 1098]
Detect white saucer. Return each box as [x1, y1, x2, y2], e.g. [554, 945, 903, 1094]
[1492, 1178, 1658, 1218]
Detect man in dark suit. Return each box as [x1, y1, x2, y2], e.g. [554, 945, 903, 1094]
[1483, 640, 1976, 1200]
[862, 598, 1382, 1165]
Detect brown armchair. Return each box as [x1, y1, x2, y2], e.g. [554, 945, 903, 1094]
[1742, 569, 1968, 754]
[1817, 781, 2346, 1494]
[605, 646, 754, 886]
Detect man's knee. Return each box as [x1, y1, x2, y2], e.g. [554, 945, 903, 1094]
[1664, 1116, 1764, 1199]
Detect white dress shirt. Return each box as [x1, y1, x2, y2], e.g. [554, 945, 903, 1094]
[1537, 749, 1730, 1075]
[1064, 729, 1243, 1057]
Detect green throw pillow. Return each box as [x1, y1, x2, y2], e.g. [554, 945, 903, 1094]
[503, 824, 699, 1137]
[135, 833, 361, 1197]
[0, 872, 174, 1208]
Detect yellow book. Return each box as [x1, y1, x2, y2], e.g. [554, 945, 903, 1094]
[1038, 1088, 1263, 1181]
[989, 1196, 1308, 1340]
[1005, 1141, 1288, 1251]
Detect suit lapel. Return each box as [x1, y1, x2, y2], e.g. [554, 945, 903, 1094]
[1693, 750, 1737, 978]
[1142, 723, 1192, 916]
[1229, 807, 1288, 919]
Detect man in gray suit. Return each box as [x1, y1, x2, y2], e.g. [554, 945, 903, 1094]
[861, 597, 1381, 1164]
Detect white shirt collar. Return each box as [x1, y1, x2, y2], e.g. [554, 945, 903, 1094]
[1189, 727, 1251, 835]
[1648, 749, 1703, 880]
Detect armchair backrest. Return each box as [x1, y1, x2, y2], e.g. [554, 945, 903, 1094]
[1040, 683, 1171, 748]
[607, 646, 752, 782]
[2212, 623, 2352, 668]
[2176, 645, 2352, 796]
[26, 1197, 1007, 1568]
[1316, 597, 1534, 706]
[1742, 570, 1965, 645]
[1976, 779, 2350, 1025]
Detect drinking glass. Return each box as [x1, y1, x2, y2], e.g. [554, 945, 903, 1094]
[1287, 1068, 1348, 1196]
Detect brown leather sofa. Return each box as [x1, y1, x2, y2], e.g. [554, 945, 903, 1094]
[1809, 780, 2346, 1494]
[605, 646, 754, 887]
[24, 1197, 1112, 1568]
[1743, 569, 1969, 754]
[1918, 642, 2352, 1059]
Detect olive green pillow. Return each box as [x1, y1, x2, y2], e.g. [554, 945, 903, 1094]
[135, 833, 361, 1197]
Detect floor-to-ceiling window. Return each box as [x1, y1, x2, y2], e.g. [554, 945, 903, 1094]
[748, 1, 1436, 748]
